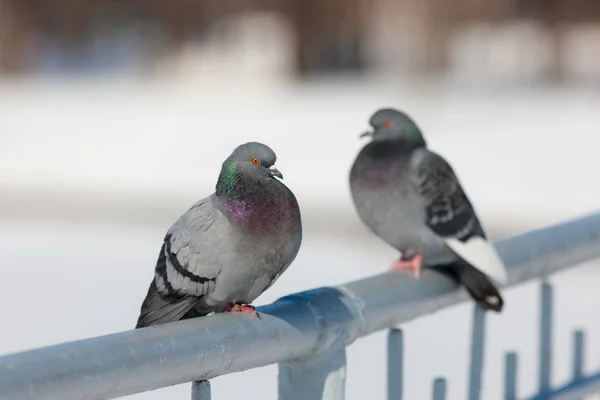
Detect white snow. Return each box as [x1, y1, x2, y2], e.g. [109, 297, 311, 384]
[1, 78, 599, 229]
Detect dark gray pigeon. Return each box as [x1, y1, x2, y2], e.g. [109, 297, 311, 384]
[136, 142, 302, 328]
[349, 108, 507, 312]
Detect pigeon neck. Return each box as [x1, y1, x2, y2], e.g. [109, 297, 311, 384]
[216, 163, 240, 198]
[370, 137, 426, 152]
[215, 162, 267, 204]
[215, 175, 299, 234]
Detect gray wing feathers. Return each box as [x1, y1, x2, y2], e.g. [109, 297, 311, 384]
[410, 149, 484, 241]
[159, 197, 223, 297]
[136, 197, 225, 328]
[135, 282, 198, 328]
[410, 149, 508, 284]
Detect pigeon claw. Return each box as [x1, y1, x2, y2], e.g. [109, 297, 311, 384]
[390, 254, 423, 278]
[225, 303, 260, 318]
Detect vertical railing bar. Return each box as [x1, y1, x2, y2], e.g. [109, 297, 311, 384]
[278, 348, 347, 400]
[468, 305, 486, 400]
[387, 328, 404, 400]
[191, 380, 211, 400]
[504, 352, 518, 400]
[573, 330, 585, 381]
[539, 282, 553, 395]
[432, 378, 447, 400]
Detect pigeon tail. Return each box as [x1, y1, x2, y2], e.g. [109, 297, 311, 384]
[436, 259, 504, 312]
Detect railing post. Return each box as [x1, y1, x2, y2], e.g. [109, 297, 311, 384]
[539, 282, 553, 395]
[504, 352, 517, 400]
[191, 380, 211, 400]
[432, 378, 447, 400]
[572, 330, 584, 382]
[387, 328, 404, 400]
[566, 329, 586, 400]
[278, 347, 346, 400]
[468, 305, 486, 400]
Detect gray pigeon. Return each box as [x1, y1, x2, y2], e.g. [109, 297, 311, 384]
[136, 142, 302, 328]
[349, 108, 507, 312]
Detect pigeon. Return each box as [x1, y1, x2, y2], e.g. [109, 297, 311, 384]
[349, 108, 507, 312]
[136, 142, 302, 328]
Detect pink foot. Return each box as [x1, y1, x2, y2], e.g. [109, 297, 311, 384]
[224, 304, 260, 318]
[390, 254, 423, 278]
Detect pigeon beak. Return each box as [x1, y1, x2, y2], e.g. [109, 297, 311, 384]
[360, 127, 374, 138]
[269, 166, 283, 180]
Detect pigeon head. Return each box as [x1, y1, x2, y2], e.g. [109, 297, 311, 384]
[216, 142, 283, 197]
[361, 108, 426, 147]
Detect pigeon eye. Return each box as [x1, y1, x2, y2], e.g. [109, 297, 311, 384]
[251, 157, 260, 165]
[382, 120, 391, 128]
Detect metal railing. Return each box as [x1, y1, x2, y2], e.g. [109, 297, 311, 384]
[2, 213, 600, 400]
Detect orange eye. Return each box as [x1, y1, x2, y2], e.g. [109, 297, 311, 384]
[382, 120, 391, 128]
[251, 157, 260, 165]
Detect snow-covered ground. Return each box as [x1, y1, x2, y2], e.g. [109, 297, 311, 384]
[0, 77, 599, 399]
[1, 77, 599, 231]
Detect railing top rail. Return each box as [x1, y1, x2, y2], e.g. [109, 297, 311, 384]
[2, 212, 600, 400]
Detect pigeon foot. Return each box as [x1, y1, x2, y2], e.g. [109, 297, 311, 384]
[225, 303, 260, 318]
[390, 254, 423, 278]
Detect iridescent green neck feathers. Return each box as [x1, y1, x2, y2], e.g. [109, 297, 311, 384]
[216, 163, 239, 197]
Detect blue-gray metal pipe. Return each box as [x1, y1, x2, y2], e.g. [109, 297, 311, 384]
[504, 352, 518, 400]
[527, 370, 600, 400]
[432, 378, 447, 400]
[191, 381, 211, 400]
[1, 212, 600, 400]
[278, 348, 346, 400]
[468, 305, 486, 400]
[572, 330, 584, 382]
[539, 282, 553, 395]
[387, 328, 404, 400]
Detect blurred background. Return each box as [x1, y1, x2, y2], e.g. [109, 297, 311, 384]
[1, 1, 600, 399]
